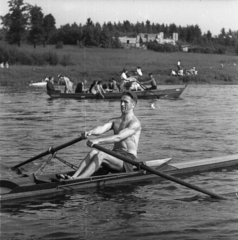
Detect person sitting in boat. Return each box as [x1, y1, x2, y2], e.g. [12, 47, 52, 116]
[75, 82, 84, 93]
[108, 78, 120, 92]
[58, 90, 141, 180]
[120, 69, 142, 91]
[120, 68, 128, 81]
[120, 69, 130, 91]
[58, 74, 73, 93]
[140, 73, 157, 90]
[46, 76, 61, 94]
[136, 66, 143, 77]
[89, 80, 105, 98]
[177, 60, 181, 71]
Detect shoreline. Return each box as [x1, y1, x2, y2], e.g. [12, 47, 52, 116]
[0, 47, 237, 87]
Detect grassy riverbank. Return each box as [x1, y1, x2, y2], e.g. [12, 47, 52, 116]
[0, 44, 238, 87]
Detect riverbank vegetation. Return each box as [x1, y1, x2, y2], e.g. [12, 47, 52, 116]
[0, 44, 237, 87]
[1, 0, 237, 87]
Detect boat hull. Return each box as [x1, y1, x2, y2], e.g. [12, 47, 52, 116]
[1, 154, 238, 202]
[47, 85, 187, 100]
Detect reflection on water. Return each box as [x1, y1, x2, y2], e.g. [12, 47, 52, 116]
[1, 85, 238, 239]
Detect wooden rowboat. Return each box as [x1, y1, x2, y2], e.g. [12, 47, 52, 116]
[1, 154, 238, 202]
[47, 85, 187, 100]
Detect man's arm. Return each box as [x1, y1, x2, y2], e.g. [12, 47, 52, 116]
[82, 120, 113, 139]
[141, 78, 152, 84]
[88, 119, 141, 145]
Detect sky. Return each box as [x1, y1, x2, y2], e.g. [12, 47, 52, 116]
[0, 0, 237, 36]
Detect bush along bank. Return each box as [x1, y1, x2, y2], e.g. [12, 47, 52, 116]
[0, 44, 72, 66]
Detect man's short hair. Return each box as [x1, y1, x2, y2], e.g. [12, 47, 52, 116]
[122, 91, 138, 104]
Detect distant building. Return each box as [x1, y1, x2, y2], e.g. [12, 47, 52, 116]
[137, 32, 178, 46]
[118, 36, 137, 48]
[119, 32, 179, 48]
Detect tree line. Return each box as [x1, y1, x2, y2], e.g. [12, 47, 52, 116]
[1, 0, 238, 54]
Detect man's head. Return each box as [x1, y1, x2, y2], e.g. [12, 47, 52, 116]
[121, 91, 138, 113]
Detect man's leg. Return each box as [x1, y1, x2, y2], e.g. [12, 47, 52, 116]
[76, 151, 124, 179]
[72, 149, 98, 178]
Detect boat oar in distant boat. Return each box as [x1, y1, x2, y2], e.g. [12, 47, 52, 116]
[91, 144, 226, 200]
[136, 81, 161, 99]
[11, 136, 84, 173]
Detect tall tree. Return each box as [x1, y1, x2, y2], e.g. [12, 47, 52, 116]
[112, 31, 121, 48]
[43, 14, 56, 46]
[206, 30, 212, 41]
[1, 0, 29, 46]
[169, 23, 177, 35]
[82, 18, 99, 46]
[122, 20, 132, 32]
[100, 24, 111, 48]
[146, 20, 152, 33]
[28, 5, 44, 48]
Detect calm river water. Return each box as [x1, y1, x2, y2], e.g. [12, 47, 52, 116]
[0, 85, 238, 240]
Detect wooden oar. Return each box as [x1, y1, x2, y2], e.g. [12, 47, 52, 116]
[11, 136, 84, 172]
[92, 144, 226, 200]
[136, 81, 160, 98]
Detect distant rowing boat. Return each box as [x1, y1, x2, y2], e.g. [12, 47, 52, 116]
[47, 85, 187, 100]
[1, 154, 238, 202]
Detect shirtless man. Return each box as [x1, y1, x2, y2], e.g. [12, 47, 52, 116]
[61, 91, 141, 180]
[141, 73, 157, 90]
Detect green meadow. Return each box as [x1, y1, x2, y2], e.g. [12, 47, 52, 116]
[0, 44, 238, 87]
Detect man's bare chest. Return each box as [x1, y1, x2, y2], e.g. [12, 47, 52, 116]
[113, 120, 130, 133]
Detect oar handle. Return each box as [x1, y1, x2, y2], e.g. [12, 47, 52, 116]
[12, 136, 84, 170]
[92, 144, 226, 200]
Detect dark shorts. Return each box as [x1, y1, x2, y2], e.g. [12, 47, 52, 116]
[113, 149, 137, 172]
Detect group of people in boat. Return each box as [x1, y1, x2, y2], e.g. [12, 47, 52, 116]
[84, 67, 157, 98]
[45, 67, 158, 97]
[45, 74, 74, 94]
[119, 66, 157, 91]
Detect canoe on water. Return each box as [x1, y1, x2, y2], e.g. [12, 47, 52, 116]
[47, 85, 187, 100]
[1, 153, 238, 202]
